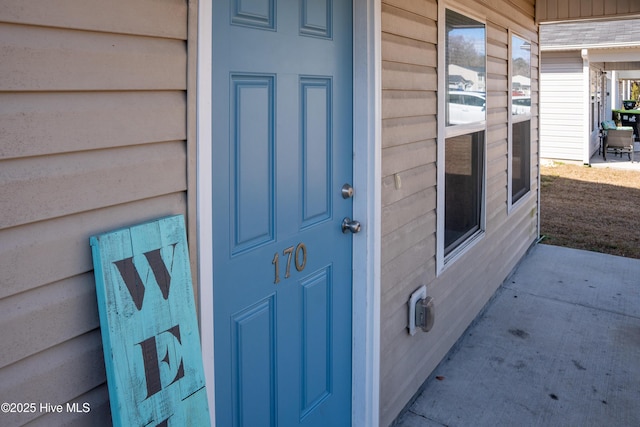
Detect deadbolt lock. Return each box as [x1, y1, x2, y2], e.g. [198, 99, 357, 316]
[341, 183, 355, 199]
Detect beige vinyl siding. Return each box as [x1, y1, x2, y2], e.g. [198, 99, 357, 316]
[380, 1, 439, 420]
[0, 1, 194, 425]
[539, 50, 584, 161]
[380, 1, 538, 425]
[536, 0, 640, 23]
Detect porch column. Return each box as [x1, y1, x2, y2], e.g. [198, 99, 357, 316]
[611, 70, 618, 112]
[581, 49, 590, 164]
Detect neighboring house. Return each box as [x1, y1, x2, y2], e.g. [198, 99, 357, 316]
[1, 1, 637, 426]
[513, 75, 531, 94]
[540, 18, 640, 164]
[448, 64, 485, 91]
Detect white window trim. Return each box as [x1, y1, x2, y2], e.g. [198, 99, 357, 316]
[437, 4, 488, 274]
[197, 1, 381, 425]
[507, 30, 533, 212]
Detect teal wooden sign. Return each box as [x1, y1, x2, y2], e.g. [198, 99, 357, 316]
[90, 215, 210, 426]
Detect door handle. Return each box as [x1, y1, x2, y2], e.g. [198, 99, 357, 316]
[341, 217, 361, 234]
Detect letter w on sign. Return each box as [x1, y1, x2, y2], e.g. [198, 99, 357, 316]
[90, 215, 210, 426]
[112, 244, 177, 310]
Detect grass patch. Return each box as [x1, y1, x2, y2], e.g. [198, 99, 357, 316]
[540, 162, 640, 259]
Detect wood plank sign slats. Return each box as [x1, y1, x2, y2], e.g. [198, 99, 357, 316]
[90, 215, 210, 426]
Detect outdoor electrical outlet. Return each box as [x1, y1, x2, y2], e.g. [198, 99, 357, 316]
[408, 286, 435, 335]
[416, 296, 435, 332]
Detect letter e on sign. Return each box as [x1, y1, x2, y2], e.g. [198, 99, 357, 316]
[90, 215, 210, 426]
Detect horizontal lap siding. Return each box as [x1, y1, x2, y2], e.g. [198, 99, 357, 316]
[0, 1, 191, 425]
[540, 51, 584, 160]
[380, 1, 538, 425]
[0, 24, 185, 91]
[380, 2, 438, 422]
[0, 92, 186, 159]
[0, 0, 187, 38]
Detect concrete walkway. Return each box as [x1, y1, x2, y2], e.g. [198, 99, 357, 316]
[395, 244, 640, 427]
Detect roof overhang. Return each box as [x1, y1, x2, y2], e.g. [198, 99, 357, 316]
[536, 0, 640, 23]
[542, 44, 640, 53]
[541, 47, 640, 77]
[586, 47, 640, 63]
[615, 70, 640, 79]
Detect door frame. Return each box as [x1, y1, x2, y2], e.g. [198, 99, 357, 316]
[196, 1, 381, 425]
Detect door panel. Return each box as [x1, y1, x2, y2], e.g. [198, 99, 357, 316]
[301, 77, 331, 227]
[230, 74, 275, 253]
[212, 1, 353, 426]
[300, 267, 332, 418]
[231, 296, 276, 426]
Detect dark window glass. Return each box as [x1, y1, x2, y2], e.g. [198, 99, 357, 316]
[512, 121, 530, 202]
[445, 131, 484, 254]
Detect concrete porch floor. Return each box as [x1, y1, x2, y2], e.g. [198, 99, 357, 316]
[395, 244, 640, 427]
[589, 145, 640, 171]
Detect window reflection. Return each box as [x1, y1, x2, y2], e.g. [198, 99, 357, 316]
[511, 35, 531, 116]
[510, 34, 531, 205]
[446, 10, 486, 126]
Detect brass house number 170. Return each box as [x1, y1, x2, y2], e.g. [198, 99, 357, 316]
[272, 243, 307, 284]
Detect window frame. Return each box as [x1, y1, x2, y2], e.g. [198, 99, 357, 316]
[437, 5, 488, 273]
[508, 30, 532, 209]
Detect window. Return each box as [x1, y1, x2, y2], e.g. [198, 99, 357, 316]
[509, 34, 531, 205]
[511, 120, 530, 202]
[445, 131, 484, 254]
[438, 8, 487, 265]
[445, 10, 486, 126]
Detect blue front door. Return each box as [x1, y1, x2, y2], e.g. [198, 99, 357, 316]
[211, 1, 353, 426]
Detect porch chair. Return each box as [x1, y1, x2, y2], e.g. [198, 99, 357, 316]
[601, 121, 634, 162]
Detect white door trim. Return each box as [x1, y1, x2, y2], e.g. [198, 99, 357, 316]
[196, 1, 381, 425]
[351, 1, 381, 426]
[196, 0, 215, 422]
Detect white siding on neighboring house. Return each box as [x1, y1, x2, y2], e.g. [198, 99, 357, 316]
[540, 50, 585, 161]
[0, 1, 195, 426]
